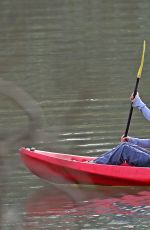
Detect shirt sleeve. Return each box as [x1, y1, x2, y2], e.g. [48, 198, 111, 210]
[128, 137, 150, 148]
[132, 95, 150, 121]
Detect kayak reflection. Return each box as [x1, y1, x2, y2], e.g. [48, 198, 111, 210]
[25, 185, 150, 217]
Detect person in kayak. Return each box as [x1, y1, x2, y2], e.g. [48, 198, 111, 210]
[91, 93, 150, 167]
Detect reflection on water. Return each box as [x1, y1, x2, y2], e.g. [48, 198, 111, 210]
[2, 183, 150, 229]
[1, 0, 150, 229]
[23, 185, 150, 229]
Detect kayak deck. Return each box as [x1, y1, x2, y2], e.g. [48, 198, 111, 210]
[19, 147, 150, 186]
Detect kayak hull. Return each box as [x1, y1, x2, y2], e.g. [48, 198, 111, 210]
[19, 147, 150, 186]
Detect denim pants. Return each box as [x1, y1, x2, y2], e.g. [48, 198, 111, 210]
[93, 142, 150, 167]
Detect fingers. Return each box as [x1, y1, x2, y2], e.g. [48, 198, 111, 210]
[130, 92, 139, 102]
[121, 136, 129, 142]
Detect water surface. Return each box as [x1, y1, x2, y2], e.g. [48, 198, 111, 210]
[1, 0, 150, 229]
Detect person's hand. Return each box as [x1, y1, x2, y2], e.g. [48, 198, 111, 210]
[121, 135, 129, 142]
[130, 92, 139, 102]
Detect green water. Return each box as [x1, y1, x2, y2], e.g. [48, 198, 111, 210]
[1, 0, 150, 229]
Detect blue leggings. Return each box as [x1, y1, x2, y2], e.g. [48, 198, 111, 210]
[93, 142, 150, 167]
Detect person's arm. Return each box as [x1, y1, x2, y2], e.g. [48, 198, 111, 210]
[120, 94, 150, 148]
[121, 136, 150, 148]
[132, 94, 150, 121]
[128, 137, 150, 148]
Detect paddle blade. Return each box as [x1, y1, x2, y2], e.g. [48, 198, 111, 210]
[137, 40, 146, 78]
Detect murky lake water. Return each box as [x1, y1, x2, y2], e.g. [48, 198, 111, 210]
[1, 0, 150, 229]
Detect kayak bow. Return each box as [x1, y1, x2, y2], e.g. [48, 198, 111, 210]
[19, 147, 150, 186]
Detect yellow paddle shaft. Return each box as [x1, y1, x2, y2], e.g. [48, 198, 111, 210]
[137, 40, 146, 78]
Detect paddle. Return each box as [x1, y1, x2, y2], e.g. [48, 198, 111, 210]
[124, 40, 146, 137]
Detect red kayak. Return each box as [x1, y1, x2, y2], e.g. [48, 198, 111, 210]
[19, 147, 150, 186]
